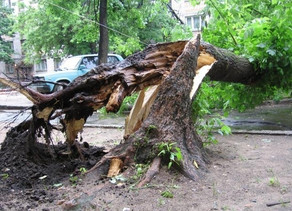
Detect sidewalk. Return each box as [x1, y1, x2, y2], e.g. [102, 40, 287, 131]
[0, 91, 33, 109]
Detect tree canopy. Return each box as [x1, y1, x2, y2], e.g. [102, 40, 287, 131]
[190, 0, 291, 114]
[14, 0, 192, 62]
[0, 0, 13, 63]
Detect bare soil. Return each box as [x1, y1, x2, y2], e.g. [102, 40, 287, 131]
[0, 126, 291, 211]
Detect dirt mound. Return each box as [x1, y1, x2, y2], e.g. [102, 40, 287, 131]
[0, 125, 106, 192]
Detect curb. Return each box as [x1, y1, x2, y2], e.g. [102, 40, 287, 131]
[0, 105, 32, 110]
[230, 130, 292, 136]
[84, 124, 124, 129]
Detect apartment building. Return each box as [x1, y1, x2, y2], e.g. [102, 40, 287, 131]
[170, 0, 208, 36]
[1, 0, 58, 81]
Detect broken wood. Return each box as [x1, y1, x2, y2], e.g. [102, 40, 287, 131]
[107, 158, 123, 177]
[124, 85, 160, 138]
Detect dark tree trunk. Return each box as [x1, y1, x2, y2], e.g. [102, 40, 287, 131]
[98, 0, 109, 65]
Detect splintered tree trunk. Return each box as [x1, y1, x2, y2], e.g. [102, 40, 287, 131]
[137, 36, 208, 180]
[90, 36, 208, 182]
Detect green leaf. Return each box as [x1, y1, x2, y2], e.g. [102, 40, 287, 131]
[175, 147, 183, 161]
[220, 125, 232, 135]
[267, 49, 276, 56]
[161, 190, 174, 198]
[158, 149, 165, 156]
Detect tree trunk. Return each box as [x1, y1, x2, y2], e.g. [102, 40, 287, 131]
[88, 36, 208, 182]
[98, 0, 109, 65]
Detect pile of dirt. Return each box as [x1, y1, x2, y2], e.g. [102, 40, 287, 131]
[0, 125, 106, 192]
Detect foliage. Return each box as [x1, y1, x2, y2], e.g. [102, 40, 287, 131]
[201, 0, 292, 104]
[13, 0, 192, 63]
[130, 163, 150, 182]
[117, 93, 139, 115]
[267, 169, 280, 187]
[157, 142, 183, 169]
[68, 167, 87, 186]
[192, 81, 232, 146]
[69, 174, 80, 186]
[189, 0, 292, 144]
[1, 173, 9, 180]
[161, 190, 174, 198]
[0, 0, 13, 63]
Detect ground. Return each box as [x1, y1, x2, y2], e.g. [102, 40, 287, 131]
[0, 124, 291, 211]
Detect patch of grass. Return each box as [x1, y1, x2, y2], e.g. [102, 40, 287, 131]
[267, 169, 280, 187]
[269, 177, 280, 187]
[1, 173, 9, 180]
[129, 163, 150, 187]
[161, 190, 174, 198]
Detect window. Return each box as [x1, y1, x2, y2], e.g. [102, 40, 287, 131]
[5, 64, 14, 74]
[35, 59, 47, 72]
[107, 56, 119, 64]
[54, 58, 61, 70]
[186, 15, 202, 31]
[81, 56, 98, 69]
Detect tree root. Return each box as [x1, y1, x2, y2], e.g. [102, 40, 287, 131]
[137, 157, 161, 188]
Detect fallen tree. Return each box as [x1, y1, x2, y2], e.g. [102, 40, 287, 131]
[0, 35, 261, 184]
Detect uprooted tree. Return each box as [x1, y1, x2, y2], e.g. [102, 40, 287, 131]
[0, 36, 263, 185]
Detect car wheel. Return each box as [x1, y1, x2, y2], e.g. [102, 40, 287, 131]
[53, 81, 69, 92]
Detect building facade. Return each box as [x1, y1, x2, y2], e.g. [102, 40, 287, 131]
[170, 0, 207, 36]
[1, 0, 58, 81]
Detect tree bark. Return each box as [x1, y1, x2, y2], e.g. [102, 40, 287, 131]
[98, 0, 109, 65]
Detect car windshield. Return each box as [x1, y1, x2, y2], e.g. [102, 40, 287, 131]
[59, 57, 81, 70]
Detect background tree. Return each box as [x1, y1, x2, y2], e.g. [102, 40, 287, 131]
[0, 0, 13, 63]
[98, 0, 109, 64]
[189, 0, 292, 143]
[14, 0, 192, 63]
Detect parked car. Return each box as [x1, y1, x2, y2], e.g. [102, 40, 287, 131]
[32, 54, 123, 93]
